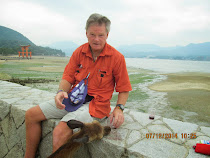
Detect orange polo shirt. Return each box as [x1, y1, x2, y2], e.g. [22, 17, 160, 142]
[62, 43, 132, 118]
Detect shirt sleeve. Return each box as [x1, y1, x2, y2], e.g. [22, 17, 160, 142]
[113, 54, 132, 92]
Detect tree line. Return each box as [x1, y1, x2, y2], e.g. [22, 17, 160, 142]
[0, 40, 65, 56]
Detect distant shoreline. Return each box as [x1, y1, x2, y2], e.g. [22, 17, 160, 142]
[1, 55, 210, 61]
[125, 56, 210, 61]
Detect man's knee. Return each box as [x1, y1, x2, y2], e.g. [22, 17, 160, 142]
[25, 105, 46, 123]
[53, 122, 73, 143]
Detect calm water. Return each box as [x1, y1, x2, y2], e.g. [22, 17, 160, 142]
[125, 58, 210, 73]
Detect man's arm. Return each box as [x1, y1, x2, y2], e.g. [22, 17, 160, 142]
[109, 91, 129, 128]
[55, 79, 72, 109]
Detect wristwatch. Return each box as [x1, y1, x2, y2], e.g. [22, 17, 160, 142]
[116, 104, 125, 111]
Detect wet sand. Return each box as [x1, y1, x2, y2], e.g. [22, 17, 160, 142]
[149, 72, 210, 126]
[149, 72, 210, 91]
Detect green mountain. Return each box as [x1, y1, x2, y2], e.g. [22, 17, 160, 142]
[0, 26, 65, 56]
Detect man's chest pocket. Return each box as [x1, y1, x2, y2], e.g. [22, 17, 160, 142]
[74, 65, 88, 82]
[97, 68, 113, 88]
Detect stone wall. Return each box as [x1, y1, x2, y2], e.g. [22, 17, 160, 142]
[0, 80, 210, 158]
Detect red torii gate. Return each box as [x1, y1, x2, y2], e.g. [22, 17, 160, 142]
[18, 45, 32, 59]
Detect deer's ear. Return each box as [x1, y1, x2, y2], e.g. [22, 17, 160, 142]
[67, 120, 84, 129]
[73, 135, 89, 143]
[103, 126, 111, 136]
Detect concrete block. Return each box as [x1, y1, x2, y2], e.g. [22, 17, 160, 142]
[0, 134, 8, 158]
[0, 100, 11, 121]
[129, 139, 188, 158]
[4, 143, 24, 158]
[1, 115, 20, 150]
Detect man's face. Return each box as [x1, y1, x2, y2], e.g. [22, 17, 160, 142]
[86, 23, 109, 53]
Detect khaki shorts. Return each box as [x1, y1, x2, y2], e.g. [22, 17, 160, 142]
[39, 99, 107, 124]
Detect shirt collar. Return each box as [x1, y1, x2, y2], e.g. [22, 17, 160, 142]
[82, 43, 112, 57]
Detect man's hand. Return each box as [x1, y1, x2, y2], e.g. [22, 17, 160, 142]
[109, 108, 124, 128]
[109, 91, 129, 128]
[55, 91, 68, 109]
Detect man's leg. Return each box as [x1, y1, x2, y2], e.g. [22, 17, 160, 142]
[52, 102, 92, 152]
[24, 105, 46, 158]
[53, 121, 73, 152]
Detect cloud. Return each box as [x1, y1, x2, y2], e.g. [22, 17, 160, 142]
[0, 0, 82, 45]
[0, 0, 210, 47]
[109, 0, 210, 46]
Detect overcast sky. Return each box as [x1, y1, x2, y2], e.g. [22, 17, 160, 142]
[0, 0, 210, 47]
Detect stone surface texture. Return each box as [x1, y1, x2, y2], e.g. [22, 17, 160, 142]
[0, 80, 209, 158]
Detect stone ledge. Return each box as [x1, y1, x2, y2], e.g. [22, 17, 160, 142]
[0, 80, 209, 158]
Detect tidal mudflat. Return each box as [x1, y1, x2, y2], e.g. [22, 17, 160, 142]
[0, 56, 209, 127]
[149, 72, 210, 127]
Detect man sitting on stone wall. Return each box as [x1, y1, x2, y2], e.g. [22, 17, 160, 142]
[24, 13, 132, 158]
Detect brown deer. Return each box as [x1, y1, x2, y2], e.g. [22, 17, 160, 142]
[48, 119, 111, 158]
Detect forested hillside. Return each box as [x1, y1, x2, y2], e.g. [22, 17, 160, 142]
[0, 26, 65, 56]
